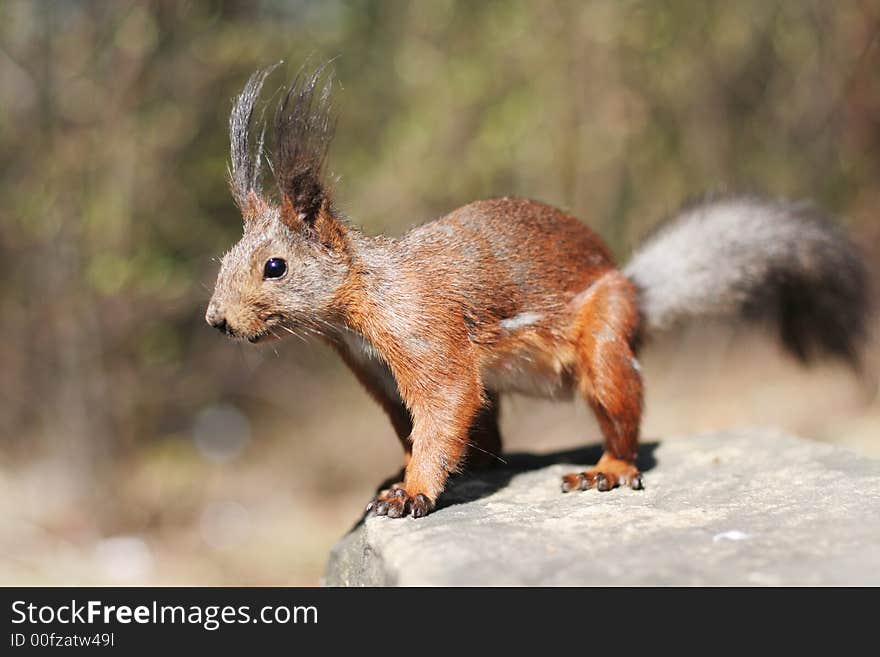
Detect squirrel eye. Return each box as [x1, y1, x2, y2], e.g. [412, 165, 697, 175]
[263, 257, 287, 280]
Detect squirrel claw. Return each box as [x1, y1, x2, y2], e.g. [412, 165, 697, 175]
[409, 494, 431, 518]
[561, 471, 596, 492]
[595, 473, 611, 491]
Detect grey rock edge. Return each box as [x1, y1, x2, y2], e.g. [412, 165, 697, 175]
[324, 429, 880, 586]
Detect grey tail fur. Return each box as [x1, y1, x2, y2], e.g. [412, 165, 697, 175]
[623, 195, 872, 367]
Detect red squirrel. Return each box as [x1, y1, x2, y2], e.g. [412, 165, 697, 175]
[206, 64, 870, 519]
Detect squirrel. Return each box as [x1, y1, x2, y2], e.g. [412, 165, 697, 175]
[206, 64, 871, 519]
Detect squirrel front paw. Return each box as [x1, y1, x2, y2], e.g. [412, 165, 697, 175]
[365, 484, 434, 519]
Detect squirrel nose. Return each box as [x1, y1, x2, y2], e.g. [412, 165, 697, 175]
[206, 305, 228, 333]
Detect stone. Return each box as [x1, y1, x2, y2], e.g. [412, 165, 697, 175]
[324, 429, 880, 586]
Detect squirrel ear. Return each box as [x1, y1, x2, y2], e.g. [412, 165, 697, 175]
[279, 193, 347, 250]
[242, 191, 269, 227]
[279, 194, 309, 230]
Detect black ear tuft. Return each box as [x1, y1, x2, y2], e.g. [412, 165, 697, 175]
[273, 62, 336, 225]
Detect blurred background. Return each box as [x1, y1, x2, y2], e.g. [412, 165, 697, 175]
[1, 0, 879, 585]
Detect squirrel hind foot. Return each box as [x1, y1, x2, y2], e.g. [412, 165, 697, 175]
[561, 458, 643, 493]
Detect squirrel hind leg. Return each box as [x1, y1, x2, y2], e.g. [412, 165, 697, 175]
[463, 390, 504, 470]
[563, 271, 645, 493]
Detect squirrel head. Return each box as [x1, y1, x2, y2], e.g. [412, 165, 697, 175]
[206, 63, 352, 343]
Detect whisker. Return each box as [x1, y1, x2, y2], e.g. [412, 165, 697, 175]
[276, 323, 308, 343]
[464, 440, 508, 466]
[267, 329, 282, 356]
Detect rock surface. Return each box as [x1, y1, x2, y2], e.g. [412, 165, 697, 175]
[324, 429, 880, 586]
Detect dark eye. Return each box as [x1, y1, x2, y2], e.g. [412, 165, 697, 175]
[263, 257, 287, 280]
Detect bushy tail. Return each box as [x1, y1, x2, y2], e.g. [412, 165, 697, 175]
[623, 195, 872, 366]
